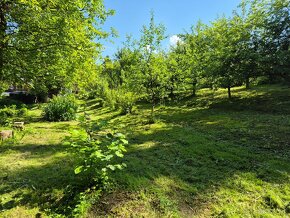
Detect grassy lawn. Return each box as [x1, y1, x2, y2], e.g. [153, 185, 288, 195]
[1, 84, 290, 217]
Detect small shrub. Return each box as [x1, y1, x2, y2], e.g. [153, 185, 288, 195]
[72, 189, 102, 217]
[0, 113, 9, 126]
[65, 115, 127, 188]
[17, 107, 28, 117]
[104, 89, 137, 114]
[0, 105, 21, 126]
[62, 115, 127, 216]
[0, 105, 17, 117]
[116, 91, 137, 114]
[103, 89, 118, 109]
[0, 104, 28, 126]
[43, 95, 78, 121]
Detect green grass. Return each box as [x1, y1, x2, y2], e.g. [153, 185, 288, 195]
[1, 84, 290, 217]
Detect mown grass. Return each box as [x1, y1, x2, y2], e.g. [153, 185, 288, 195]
[0, 84, 290, 217]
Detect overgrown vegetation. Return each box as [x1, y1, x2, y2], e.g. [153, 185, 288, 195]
[54, 114, 128, 217]
[65, 114, 127, 189]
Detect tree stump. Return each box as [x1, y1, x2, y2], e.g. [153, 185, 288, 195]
[0, 130, 14, 141]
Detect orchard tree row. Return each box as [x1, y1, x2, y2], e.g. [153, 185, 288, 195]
[97, 0, 289, 116]
[0, 0, 289, 109]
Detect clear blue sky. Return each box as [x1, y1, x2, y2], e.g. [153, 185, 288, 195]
[102, 0, 241, 57]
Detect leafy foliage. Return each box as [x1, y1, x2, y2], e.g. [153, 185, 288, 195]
[1, 0, 113, 98]
[65, 115, 128, 188]
[99, 0, 289, 102]
[43, 95, 78, 121]
[0, 105, 28, 126]
[103, 89, 137, 114]
[115, 90, 137, 114]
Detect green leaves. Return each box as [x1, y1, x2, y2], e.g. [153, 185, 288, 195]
[2, 0, 111, 98]
[74, 166, 84, 174]
[65, 115, 128, 188]
[43, 95, 78, 121]
[107, 165, 115, 171]
[115, 151, 124, 158]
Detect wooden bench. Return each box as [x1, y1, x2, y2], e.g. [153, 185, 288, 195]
[13, 122, 25, 130]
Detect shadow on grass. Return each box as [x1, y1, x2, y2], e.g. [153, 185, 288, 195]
[0, 143, 68, 158]
[2, 112, 289, 217]
[78, 99, 103, 113]
[0, 141, 91, 217]
[209, 93, 290, 114]
[0, 161, 79, 214]
[1, 86, 290, 217]
[92, 90, 290, 216]
[95, 124, 287, 216]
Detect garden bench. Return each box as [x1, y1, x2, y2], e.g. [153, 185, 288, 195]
[13, 122, 25, 130]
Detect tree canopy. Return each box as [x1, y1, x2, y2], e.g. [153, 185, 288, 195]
[99, 0, 289, 102]
[0, 0, 113, 99]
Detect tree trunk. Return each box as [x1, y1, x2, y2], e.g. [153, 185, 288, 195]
[168, 76, 175, 100]
[227, 86, 231, 99]
[269, 72, 275, 83]
[0, 1, 7, 81]
[150, 101, 155, 124]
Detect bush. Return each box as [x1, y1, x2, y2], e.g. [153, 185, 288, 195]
[43, 95, 78, 121]
[0, 105, 17, 126]
[104, 89, 137, 114]
[65, 115, 127, 186]
[0, 105, 28, 126]
[63, 115, 127, 217]
[18, 107, 28, 117]
[0, 105, 17, 117]
[115, 91, 137, 114]
[0, 112, 9, 126]
[103, 89, 118, 109]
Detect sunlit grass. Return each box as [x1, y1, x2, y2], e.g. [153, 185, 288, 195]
[89, 84, 290, 217]
[0, 84, 290, 217]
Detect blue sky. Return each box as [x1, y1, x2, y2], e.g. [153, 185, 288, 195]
[102, 0, 241, 57]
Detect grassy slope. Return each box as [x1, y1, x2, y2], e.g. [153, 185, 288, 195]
[0, 84, 290, 217]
